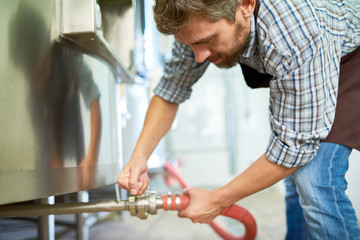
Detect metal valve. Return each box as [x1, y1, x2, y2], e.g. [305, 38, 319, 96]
[127, 191, 188, 220]
[0, 191, 187, 220]
[128, 192, 162, 219]
[125, 192, 257, 240]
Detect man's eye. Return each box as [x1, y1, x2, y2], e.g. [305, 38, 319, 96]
[208, 37, 216, 44]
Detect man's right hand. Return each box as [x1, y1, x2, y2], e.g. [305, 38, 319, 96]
[117, 96, 179, 196]
[117, 157, 149, 195]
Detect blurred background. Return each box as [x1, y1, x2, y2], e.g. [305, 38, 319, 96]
[0, 0, 359, 239]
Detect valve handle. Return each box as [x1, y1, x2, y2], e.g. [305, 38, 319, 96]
[161, 194, 257, 240]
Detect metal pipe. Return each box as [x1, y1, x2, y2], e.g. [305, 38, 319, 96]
[0, 201, 127, 218]
[39, 196, 55, 240]
[0, 192, 163, 219]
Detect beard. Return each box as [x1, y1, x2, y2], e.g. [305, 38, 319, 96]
[207, 22, 250, 69]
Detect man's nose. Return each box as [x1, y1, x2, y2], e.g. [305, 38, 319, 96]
[191, 45, 212, 63]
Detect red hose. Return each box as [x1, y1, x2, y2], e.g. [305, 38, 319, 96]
[164, 161, 257, 240]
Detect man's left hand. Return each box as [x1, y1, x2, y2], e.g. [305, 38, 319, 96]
[178, 188, 224, 223]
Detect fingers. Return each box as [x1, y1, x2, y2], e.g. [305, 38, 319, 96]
[128, 167, 141, 195]
[178, 188, 191, 217]
[182, 187, 192, 195]
[177, 209, 187, 218]
[138, 173, 149, 195]
[178, 209, 214, 224]
[178, 188, 219, 224]
[178, 189, 192, 219]
[118, 163, 149, 196]
[117, 168, 131, 190]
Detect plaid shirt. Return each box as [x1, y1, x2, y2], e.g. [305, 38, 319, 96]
[154, 0, 360, 168]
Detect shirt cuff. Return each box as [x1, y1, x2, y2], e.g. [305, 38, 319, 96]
[265, 132, 318, 168]
[153, 80, 192, 104]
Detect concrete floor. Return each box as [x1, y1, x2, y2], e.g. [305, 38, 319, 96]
[84, 188, 286, 240]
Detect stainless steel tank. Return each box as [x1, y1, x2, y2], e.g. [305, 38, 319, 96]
[0, 0, 132, 205]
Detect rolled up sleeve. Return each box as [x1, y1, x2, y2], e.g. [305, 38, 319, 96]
[264, 36, 340, 168]
[153, 40, 209, 103]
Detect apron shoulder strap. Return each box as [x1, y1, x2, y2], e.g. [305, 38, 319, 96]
[240, 0, 272, 89]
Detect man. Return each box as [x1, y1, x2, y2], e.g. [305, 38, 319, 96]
[118, 0, 360, 239]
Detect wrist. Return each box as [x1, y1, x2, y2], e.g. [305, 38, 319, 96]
[211, 186, 235, 209]
[131, 146, 152, 161]
[130, 152, 149, 163]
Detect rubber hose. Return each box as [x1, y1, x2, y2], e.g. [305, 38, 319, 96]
[164, 161, 257, 240]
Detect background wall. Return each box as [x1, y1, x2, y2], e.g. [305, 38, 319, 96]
[347, 150, 360, 218]
[167, 64, 271, 188]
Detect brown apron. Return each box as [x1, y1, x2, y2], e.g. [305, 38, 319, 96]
[323, 46, 360, 149]
[243, 0, 360, 150]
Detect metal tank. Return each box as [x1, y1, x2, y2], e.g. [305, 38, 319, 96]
[0, 0, 133, 205]
[101, 0, 169, 176]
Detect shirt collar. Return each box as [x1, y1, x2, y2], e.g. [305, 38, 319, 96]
[240, 15, 257, 59]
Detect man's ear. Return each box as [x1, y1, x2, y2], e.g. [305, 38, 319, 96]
[239, 0, 256, 18]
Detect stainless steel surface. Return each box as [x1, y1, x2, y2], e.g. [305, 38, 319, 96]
[76, 191, 90, 240]
[99, 0, 169, 177]
[61, 0, 134, 84]
[99, 1, 135, 200]
[0, 201, 128, 218]
[128, 195, 137, 217]
[39, 197, 55, 240]
[117, 0, 168, 171]
[0, 192, 165, 219]
[0, 0, 124, 204]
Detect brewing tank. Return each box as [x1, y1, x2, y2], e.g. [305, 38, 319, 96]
[0, 0, 131, 205]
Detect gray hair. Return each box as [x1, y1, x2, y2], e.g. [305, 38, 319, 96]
[153, 0, 243, 35]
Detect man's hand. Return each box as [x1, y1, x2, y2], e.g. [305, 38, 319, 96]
[117, 96, 179, 196]
[178, 188, 225, 223]
[117, 157, 149, 195]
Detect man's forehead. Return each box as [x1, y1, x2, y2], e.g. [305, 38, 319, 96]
[174, 17, 218, 45]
